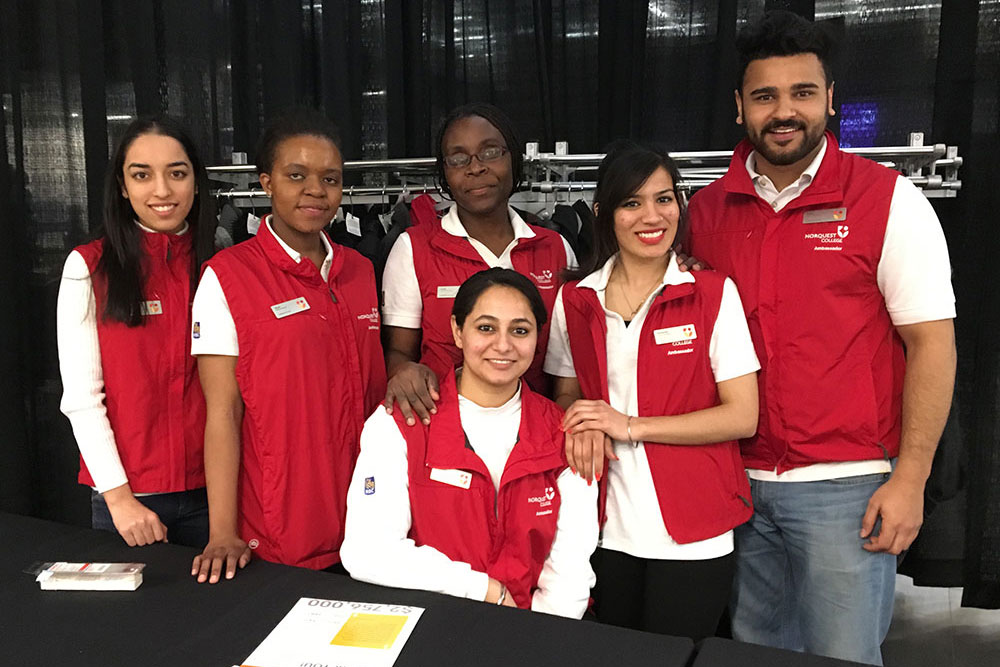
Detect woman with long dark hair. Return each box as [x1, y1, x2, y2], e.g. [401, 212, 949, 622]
[342, 268, 597, 617]
[57, 115, 216, 547]
[544, 141, 760, 639]
[381, 103, 575, 425]
[190, 108, 386, 583]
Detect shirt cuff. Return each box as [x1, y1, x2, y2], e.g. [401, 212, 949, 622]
[382, 312, 422, 329]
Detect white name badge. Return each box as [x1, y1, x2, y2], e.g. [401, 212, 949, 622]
[654, 324, 698, 345]
[429, 468, 472, 489]
[436, 285, 460, 299]
[270, 297, 311, 319]
[141, 300, 162, 316]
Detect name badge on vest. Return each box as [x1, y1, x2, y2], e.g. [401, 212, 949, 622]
[802, 207, 847, 224]
[437, 285, 460, 299]
[270, 297, 310, 319]
[141, 300, 162, 316]
[429, 468, 472, 489]
[654, 324, 698, 345]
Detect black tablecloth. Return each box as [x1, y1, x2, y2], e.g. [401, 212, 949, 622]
[1, 512, 693, 667]
[693, 637, 868, 666]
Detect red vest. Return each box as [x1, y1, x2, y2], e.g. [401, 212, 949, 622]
[205, 220, 387, 569]
[398, 370, 566, 608]
[407, 199, 567, 392]
[75, 233, 205, 493]
[561, 271, 752, 544]
[688, 132, 903, 472]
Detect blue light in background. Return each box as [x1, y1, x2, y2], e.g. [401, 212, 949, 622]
[839, 102, 879, 148]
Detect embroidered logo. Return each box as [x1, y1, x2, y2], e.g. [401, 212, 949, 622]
[357, 307, 380, 330]
[364, 476, 376, 495]
[837, 225, 850, 239]
[528, 486, 555, 516]
[192, 322, 201, 339]
[530, 270, 553, 284]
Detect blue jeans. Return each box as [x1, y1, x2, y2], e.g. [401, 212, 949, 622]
[91, 487, 209, 548]
[731, 474, 896, 666]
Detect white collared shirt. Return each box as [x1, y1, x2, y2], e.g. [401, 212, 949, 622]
[190, 216, 334, 356]
[340, 387, 598, 619]
[381, 206, 576, 329]
[746, 137, 828, 213]
[744, 140, 956, 482]
[57, 222, 190, 494]
[544, 254, 760, 559]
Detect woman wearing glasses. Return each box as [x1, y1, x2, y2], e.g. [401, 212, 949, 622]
[381, 103, 575, 426]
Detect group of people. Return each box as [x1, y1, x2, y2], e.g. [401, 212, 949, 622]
[57, 11, 955, 666]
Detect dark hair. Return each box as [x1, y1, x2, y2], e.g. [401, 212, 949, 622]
[736, 10, 834, 91]
[565, 140, 687, 282]
[452, 268, 548, 330]
[98, 115, 215, 326]
[435, 102, 523, 199]
[255, 107, 342, 175]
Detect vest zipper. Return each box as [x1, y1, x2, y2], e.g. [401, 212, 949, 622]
[737, 493, 751, 508]
[877, 442, 890, 461]
[328, 288, 338, 304]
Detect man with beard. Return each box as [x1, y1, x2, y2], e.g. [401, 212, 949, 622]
[686, 10, 956, 665]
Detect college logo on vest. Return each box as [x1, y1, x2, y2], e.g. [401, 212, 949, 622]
[803, 208, 850, 252]
[654, 324, 698, 356]
[528, 486, 555, 516]
[529, 270, 555, 289]
[357, 307, 379, 331]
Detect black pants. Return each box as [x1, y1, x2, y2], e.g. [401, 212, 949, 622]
[591, 547, 735, 641]
[91, 487, 209, 548]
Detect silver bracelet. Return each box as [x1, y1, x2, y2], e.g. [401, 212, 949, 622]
[627, 416, 635, 446]
[496, 583, 507, 606]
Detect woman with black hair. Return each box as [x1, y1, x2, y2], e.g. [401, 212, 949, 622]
[190, 108, 386, 583]
[342, 268, 597, 617]
[381, 103, 575, 426]
[544, 142, 760, 639]
[58, 115, 216, 548]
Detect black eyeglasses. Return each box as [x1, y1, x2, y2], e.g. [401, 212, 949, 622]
[443, 146, 509, 169]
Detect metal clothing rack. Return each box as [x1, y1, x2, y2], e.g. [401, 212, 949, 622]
[208, 132, 961, 210]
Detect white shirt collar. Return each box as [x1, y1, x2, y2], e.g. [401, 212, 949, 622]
[746, 136, 827, 193]
[135, 220, 189, 235]
[264, 215, 334, 277]
[578, 252, 695, 292]
[441, 205, 536, 241]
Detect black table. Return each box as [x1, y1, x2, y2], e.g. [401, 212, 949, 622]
[693, 637, 869, 666]
[1, 512, 692, 667]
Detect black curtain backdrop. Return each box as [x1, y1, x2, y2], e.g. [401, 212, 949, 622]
[0, 0, 996, 607]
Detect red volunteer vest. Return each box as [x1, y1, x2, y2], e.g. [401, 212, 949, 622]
[398, 370, 566, 608]
[562, 271, 752, 544]
[205, 220, 387, 569]
[75, 233, 205, 493]
[688, 132, 903, 472]
[406, 199, 567, 392]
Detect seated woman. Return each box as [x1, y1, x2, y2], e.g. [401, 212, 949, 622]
[381, 103, 575, 425]
[545, 141, 760, 640]
[342, 268, 597, 618]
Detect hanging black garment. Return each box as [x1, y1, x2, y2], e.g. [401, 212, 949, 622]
[550, 204, 582, 259]
[572, 199, 596, 266]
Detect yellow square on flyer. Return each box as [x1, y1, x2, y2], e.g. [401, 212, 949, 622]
[329, 613, 408, 649]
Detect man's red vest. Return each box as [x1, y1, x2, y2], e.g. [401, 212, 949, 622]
[398, 371, 566, 608]
[75, 233, 205, 493]
[407, 199, 567, 391]
[561, 271, 752, 543]
[205, 221, 386, 569]
[688, 132, 903, 472]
